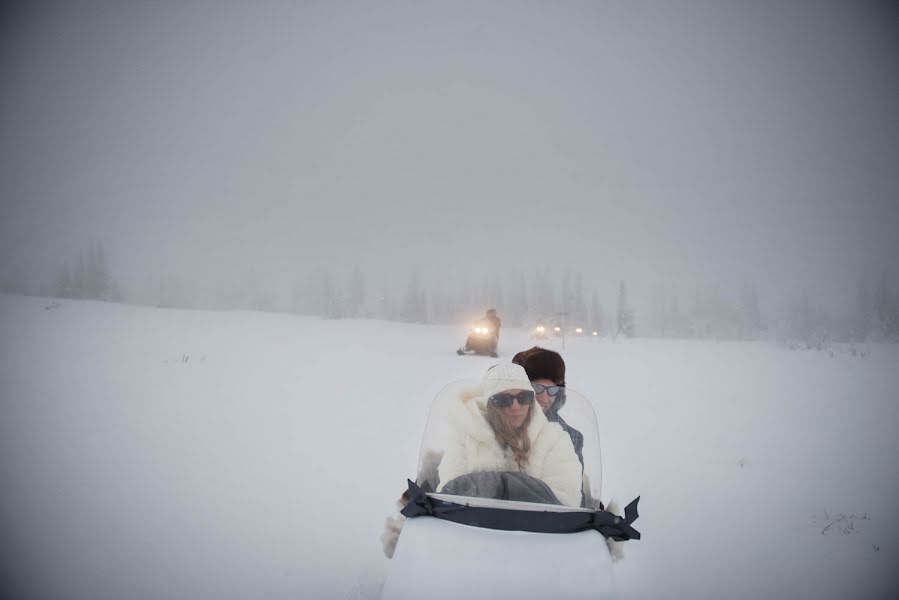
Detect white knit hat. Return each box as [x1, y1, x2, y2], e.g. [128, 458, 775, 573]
[481, 363, 533, 400]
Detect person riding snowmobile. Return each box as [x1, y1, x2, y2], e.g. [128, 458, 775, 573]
[380, 363, 583, 558]
[484, 308, 501, 341]
[437, 363, 582, 507]
[512, 347, 584, 468]
[457, 309, 501, 357]
[380, 365, 639, 566]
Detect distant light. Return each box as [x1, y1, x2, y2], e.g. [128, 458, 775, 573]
[536, 325, 545, 333]
[575, 328, 583, 333]
[592, 331, 598, 336]
[554, 326, 561, 332]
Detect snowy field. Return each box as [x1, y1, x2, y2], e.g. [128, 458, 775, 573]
[0, 293, 896, 599]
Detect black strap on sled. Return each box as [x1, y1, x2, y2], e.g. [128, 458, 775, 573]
[400, 479, 641, 541]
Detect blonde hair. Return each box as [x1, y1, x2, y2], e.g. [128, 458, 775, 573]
[484, 401, 533, 468]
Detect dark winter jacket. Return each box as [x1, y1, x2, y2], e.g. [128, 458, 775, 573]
[485, 313, 501, 339]
[552, 414, 584, 468]
[546, 391, 585, 468]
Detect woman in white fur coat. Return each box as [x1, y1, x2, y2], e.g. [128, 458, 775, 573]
[437, 363, 582, 507]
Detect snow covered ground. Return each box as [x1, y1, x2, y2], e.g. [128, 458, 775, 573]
[0, 294, 896, 599]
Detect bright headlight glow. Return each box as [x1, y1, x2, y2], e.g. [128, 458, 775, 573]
[554, 326, 561, 332]
[536, 326, 545, 333]
[575, 328, 583, 333]
[592, 331, 598, 336]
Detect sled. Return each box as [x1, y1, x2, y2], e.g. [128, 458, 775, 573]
[382, 379, 640, 599]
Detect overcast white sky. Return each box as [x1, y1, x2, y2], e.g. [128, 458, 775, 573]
[1, 0, 897, 313]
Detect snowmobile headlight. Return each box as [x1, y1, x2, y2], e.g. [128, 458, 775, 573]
[592, 331, 598, 336]
[535, 325, 545, 333]
[554, 326, 561, 332]
[575, 327, 583, 333]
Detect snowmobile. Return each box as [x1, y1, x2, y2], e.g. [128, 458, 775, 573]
[456, 319, 499, 357]
[531, 323, 549, 340]
[382, 380, 640, 599]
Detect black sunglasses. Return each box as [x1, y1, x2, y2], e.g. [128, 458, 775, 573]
[531, 383, 562, 396]
[488, 390, 535, 408]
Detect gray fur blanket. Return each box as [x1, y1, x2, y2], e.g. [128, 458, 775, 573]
[440, 471, 562, 504]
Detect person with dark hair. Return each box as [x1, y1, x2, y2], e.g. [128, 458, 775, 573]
[512, 347, 584, 467]
[437, 363, 582, 507]
[484, 308, 501, 341]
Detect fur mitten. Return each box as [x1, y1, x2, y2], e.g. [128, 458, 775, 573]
[380, 510, 405, 559]
[380, 450, 444, 559]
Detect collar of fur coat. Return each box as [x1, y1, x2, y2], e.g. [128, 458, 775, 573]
[450, 387, 549, 445]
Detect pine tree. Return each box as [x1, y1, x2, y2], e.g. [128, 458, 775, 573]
[658, 286, 670, 336]
[108, 280, 124, 303]
[157, 278, 171, 308]
[56, 261, 72, 298]
[649, 284, 660, 336]
[96, 242, 111, 300]
[348, 267, 365, 318]
[514, 273, 528, 326]
[560, 271, 572, 320]
[796, 289, 812, 347]
[402, 270, 425, 323]
[535, 267, 554, 318]
[875, 271, 892, 339]
[874, 271, 898, 340]
[616, 280, 635, 338]
[72, 253, 86, 299]
[321, 273, 342, 319]
[571, 273, 588, 328]
[738, 281, 762, 340]
[430, 286, 446, 324]
[669, 288, 686, 337]
[458, 274, 472, 318]
[590, 289, 604, 335]
[853, 272, 872, 342]
[379, 274, 393, 321]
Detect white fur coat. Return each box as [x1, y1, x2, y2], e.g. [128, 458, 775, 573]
[436, 389, 582, 507]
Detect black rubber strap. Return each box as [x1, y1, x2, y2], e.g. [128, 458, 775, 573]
[401, 480, 641, 541]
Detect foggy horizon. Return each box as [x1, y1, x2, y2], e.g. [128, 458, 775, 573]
[1, 1, 897, 318]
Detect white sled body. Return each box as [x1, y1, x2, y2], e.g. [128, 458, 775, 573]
[381, 516, 614, 599]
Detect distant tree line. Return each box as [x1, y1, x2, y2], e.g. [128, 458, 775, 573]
[53, 242, 124, 302]
[4, 249, 898, 345]
[291, 268, 615, 335]
[774, 272, 899, 348]
[290, 268, 899, 346]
